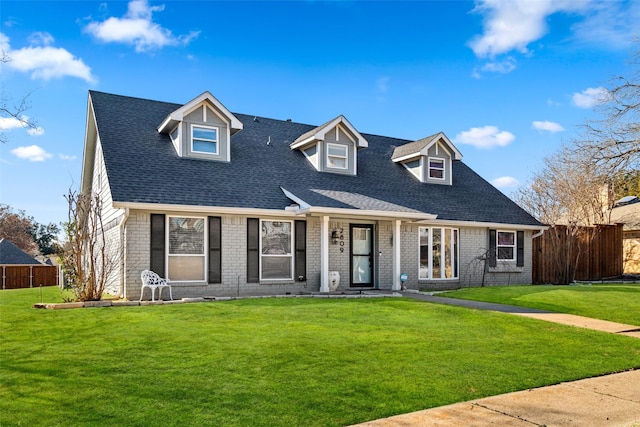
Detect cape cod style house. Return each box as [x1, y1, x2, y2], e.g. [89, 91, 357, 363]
[81, 90, 544, 300]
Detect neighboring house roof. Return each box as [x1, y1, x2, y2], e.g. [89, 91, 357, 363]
[88, 90, 542, 227]
[611, 199, 640, 231]
[0, 239, 41, 265]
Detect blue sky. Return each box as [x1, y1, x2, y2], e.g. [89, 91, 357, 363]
[1, 0, 638, 227]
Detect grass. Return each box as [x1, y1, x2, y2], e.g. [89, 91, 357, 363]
[2, 287, 640, 426]
[441, 284, 640, 326]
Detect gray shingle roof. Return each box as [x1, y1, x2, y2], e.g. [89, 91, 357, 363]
[291, 116, 338, 146]
[90, 90, 542, 227]
[391, 133, 439, 160]
[0, 239, 41, 265]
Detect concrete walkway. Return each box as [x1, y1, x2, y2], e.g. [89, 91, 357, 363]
[349, 292, 640, 426]
[403, 292, 640, 338]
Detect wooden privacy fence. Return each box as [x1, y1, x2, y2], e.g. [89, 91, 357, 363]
[533, 224, 623, 284]
[1, 265, 59, 289]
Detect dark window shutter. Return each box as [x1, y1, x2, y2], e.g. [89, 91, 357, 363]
[488, 229, 497, 267]
[150, 214, 166, 278]
[516, 231, 525, 267]
[247, 218, 259, 283]
[294, 220, 306, 280]
[208, 216, 222, 283]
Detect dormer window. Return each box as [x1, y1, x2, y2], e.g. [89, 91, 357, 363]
[290, 115, 368, 176]
[391, 132, 462, 186]
[192, 125, 219, 155]
[327, 143, 348, 169]
[158, 91, 243, 162]
[428, 157, 445, 180]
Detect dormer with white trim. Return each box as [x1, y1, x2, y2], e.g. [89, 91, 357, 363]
[391, 132, 462, 185]
[290, 115, 368, 176]
[158, 92, 243, 162]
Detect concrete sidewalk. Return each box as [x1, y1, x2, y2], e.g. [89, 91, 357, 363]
[352, 370, 640, 427]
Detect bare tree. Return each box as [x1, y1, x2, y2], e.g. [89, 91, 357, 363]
[0, 52, 38, 143]
[515, 145, 613, 227]
[514, 147, 610, 284]
[571, 49, 640, 173]
[59, 189, 118, 301]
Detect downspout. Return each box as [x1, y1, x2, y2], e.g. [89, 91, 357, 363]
[117, 208, 130, 299]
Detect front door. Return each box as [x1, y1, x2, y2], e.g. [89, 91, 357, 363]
[350, 224, 374, 288]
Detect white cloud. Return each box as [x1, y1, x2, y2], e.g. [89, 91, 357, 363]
[59, 153, 77, 161]
[570, 1, 640, 49]
[0, 116, 26, 131]
[84, 0, 200, 52]
[0, 32, 94, 83]
[11, 145, 53, 162]
[27, 32, 54, 46]
[27, 126, 45, 136]
[454, 126, 515, 149]
[572, 87, 608, 108]
[547, 98, 561, 107]
[491, 176, 520, 188]
[0, 116, 44, 136]
[480, 57, 517, 74]
[532, 120, 564, 133]
[469, 0, 591, 58]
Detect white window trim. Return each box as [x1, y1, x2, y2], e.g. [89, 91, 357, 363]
[326, 142, 348, 170]
[428, 157, 445, 181]
[191, 124, 219, 155]
[259, 219, 294, 281]
[166, 215, 207, 283]
[418, 227, 459, 280]
[497, 230, 516, 262]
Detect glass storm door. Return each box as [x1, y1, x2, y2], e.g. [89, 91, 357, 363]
[350, 225, 373, 288]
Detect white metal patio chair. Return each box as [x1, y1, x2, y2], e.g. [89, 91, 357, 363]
[140, 269, 173, 302]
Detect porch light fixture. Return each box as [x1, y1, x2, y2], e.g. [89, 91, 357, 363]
[331, 230, 339, 245]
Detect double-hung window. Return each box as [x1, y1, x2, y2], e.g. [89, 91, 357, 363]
[260, 220, 293, 280]
[419, 227, 458, 280]
[326, 143, 348, 169]
[428, 157, 445, 180]
[497, 231, 516, 261]
[191, 125, 219, 154]
[168, 216, 205, 281]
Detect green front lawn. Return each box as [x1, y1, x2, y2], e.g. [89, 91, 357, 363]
[441, 284, 640, 326]
[2, 287, 640, 426]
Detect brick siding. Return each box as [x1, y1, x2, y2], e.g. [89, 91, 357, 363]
[119, 211, 533, 299]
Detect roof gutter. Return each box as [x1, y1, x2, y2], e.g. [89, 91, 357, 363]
[296, 206, 437, 221]
[112, 201, 307, 217]
[413, 217, 548, 232]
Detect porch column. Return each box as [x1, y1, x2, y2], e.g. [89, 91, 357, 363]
[392, 219, 401, 291]
[320, 215, 330, 292]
